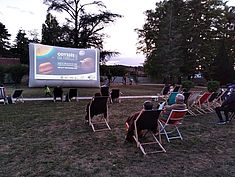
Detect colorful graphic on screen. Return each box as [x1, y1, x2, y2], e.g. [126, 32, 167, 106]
[34, 44, 97, 81]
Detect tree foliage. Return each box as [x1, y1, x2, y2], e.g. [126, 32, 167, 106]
[0, 22, 11, 57]
[42, 13, 62, 46]
[13, 30, 29, 65]
[43, 0, 122, 49]
[137, 0, 235, 84]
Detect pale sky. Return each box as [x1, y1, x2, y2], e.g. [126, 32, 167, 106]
[0, 0, 235, 66]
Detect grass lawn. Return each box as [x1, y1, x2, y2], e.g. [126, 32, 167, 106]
[0, 85, 234, 177]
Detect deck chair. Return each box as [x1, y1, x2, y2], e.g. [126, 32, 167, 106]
[167, 92, 178, 105]
[159, 109, 188, 142]
[207, 92, 219, 110]
[187, 91, 202, 116]
[133, 110, 166, 155]
[110, 89, 121, 103]
[100, 86, 110, 96]
[172, 85, 181, 92]
[183, 92, 191, 105]
[67, 88, 78, 102]
[217, 90, 230, 106]
[11, 89, 24, 103]
[192, 92, 212, 114]
[158, 85, 170, 101]
[0, 87, 8, 104]
[228, 111, 235, 122]
[88, 96, 111, 132]
[53, 87, 63, 102]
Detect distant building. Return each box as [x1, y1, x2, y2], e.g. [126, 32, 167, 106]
[0, 58, 21, 84]
[0, 58, 20, 66]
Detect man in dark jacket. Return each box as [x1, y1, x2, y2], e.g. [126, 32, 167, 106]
[215, 88, 235, 124]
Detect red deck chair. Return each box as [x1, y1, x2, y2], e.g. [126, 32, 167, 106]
[192, 92, 212, 114]
[133, 110, 166, 155]
[159, 109, 188, 142]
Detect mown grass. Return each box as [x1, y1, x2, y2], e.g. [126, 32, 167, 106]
[0, 85, 234, 177]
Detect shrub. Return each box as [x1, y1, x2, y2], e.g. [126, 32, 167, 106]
[0, 65, 5, 84]
[181, 80, 195, 92]
[207, 80, 220, 92]
[7, 64, 28, 85]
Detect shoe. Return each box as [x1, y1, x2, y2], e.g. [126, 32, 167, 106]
[216, 120, 226, 125]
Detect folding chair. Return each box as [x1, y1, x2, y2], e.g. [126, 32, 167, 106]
[0, 87, 8, 104]
[133, 110, 166, 155]
[167, 92, 178, 105]
[172, 85, 181, 92]
[192, 92, 212, 114]
[67, 88, 78, 102]
[207, 92, 219, 111]
[100, 86, 110, 96]
[110, 89, 121, 103]
[182, 92, 191, 105]
[159, 109, 188, 142]
[216, 89, 230, 106]
[11, 89, 24, 103]
[187, 91, 202, 116]
[88, 96, 111, 132]
[53, 87, 63, 102]
[228, 111, 235, 122]
[158, 85, 170, 101]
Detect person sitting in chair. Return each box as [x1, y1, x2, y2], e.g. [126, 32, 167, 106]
[161, 93, 187, 119]
[44, 85, 52, 97]
[215, 88, 235, 124]
[125, 101, 153, 142]
[85, 92, 102, 121]
[53, 86, 63, 102]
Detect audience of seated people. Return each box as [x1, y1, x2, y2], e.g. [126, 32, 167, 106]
[215, 88, 235, 124]
[125, 101, 153, 142]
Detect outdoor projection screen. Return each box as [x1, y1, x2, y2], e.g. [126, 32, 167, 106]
[29, 43, 100, 87]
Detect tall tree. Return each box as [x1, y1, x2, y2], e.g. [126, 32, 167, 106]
[137, 0, 185, 83]
[42, 13, 62, 45]
[137, 0, 235, 84]
[0, 22, 11, 57]
[43, 0, 121, 49]
[211, 40, 235, 85]
[14, 30, 29, 64]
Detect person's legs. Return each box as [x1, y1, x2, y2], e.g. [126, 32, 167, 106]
[215, 106, 225, 122]
[224, 107, 235, 122]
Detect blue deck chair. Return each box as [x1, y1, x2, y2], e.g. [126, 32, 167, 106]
[167, 92, 178, 105]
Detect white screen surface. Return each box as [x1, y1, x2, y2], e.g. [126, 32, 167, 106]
[29, 43, 100, 87]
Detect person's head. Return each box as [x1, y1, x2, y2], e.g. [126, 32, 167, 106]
[143, 101, 153, 110]
[94, 92, 101, 97]
[175, 93, 185, 104]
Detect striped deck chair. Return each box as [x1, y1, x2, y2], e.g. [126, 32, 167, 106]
[192, 92, 212, 114]
[187, 91, 202, 116]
